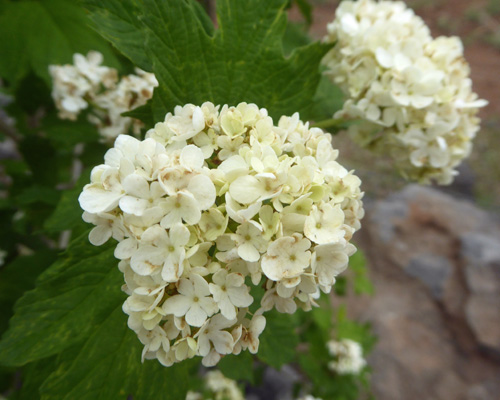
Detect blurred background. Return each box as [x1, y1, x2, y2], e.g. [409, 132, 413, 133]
[288, 1, 500, 399]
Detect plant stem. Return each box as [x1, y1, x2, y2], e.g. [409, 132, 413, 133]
[311, 118, 344, 130]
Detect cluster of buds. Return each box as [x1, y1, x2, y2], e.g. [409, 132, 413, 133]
[323, 0, 487, 184]
[50, 51, 158, 141]
[79, 102, 364, 367]
[327, 339, 366, 375]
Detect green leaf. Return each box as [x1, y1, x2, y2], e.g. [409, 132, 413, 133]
[16, 186, 60, 207]
[0, 0, 120, 85]
[39, 307, 197, 400]
[0, 3, 29, 84]
[138, 0, 331, 121]
[349, 249, 374, 295]
[83, 0, 152, 71]
[282, 21, 312, 56]
[122, 100, 155, 130]
[335, 306, 377, 353]
[257, 311, 299, 369]
[218, 351, 255, 384]
[308, 75, 346, 123]
[0, 232, 120, 367]
[44, 172, 89, 234]
[311, 303, 332, 336]
[42, 115, 100, 148]
[17, 357, 58, 400]
[0, 251, 58, 336]
[18, 136, 59, 187]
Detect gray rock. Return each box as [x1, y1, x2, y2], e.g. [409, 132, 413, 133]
[466, 295, 500, 355]
[341, 184, 500, 400]
[405, 254, 452, 299]
[369, 200, 408, 243]
[461, 232, 500, 294]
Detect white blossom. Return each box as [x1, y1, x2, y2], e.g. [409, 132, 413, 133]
[261, 234, 311, 282]
[327, 338, 367, 375]
[50, 51, 157, 141]
[323, 0, 487, 184]
[80, 102, 363, 368]
[209, 270, 253, 320]
[187, 370, 245, 400]
[195, 313, 235, 366]
[162, 274, 218, 327]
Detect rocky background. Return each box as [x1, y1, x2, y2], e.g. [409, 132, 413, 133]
[295, 1, 500, 399]
[344, 186, 500, 400]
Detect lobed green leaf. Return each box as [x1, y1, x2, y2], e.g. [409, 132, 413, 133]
[0, 0, 120, 86]
[0, 232, 120, 367]
[83, 0, 152, 71]
[218, 351, 255, 384]
[257, 311, 299, 369]
[39, 307, 197, 400]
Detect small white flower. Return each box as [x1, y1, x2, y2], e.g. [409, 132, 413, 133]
[261, 287, 297, 314]
[237, 314, 266, 354]
[262, 234, 311, 281]
[130, 224, 190, 281]
[312, 243, 356, 289]
[233, 222, 267, 262]
[327, 338, 367, 375]
[209, 270, 253, 320]
[166, 104, 205, 140]
[195, 313, 235, 359]
[162, 274, 218, 327]
[304, 204, 345, 245]
[137, 325, 170, 362]
[204, 370, 245, 400]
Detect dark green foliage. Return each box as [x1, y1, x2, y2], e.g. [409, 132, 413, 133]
[257, 310, 299, 369]
[0, 232, 119, 366]
[0, 1, 372, 399]
[0, 0, 120, 86]
[218, 351, 255, 384]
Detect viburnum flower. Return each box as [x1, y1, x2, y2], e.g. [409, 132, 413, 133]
[186, 370, 245, 400]
[79, 101, 364, 367]
[327, 338, 367, 375]
[162, 274, 218, 327]
[50, 51, 158, 141]
[323, 0, 487, 184]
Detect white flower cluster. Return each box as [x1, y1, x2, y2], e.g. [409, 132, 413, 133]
[186, 370, 244, 400]
[50, 51, 158, 141]
[323, 0, 487, 184]
[327, 339, 366, 375]
[79, 102, 364, 367]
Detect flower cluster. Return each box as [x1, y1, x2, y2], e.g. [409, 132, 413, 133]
[327, 339, 366, 375]
[79, 102, 364, 367]
[50, 51, 158, 141]
[323, 0, 487, 184]
[186, 370, 244, 400]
